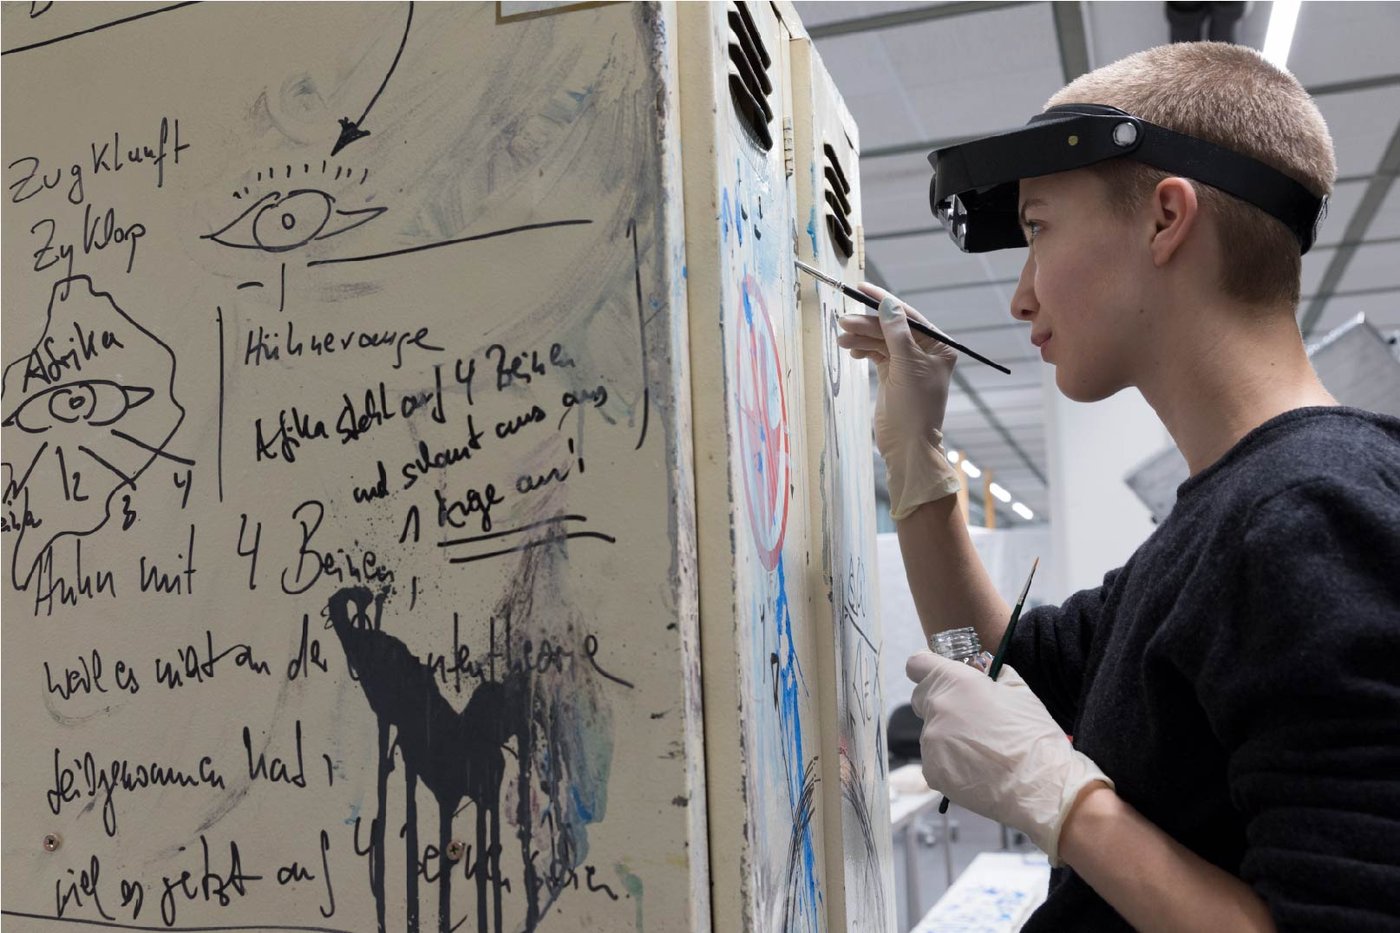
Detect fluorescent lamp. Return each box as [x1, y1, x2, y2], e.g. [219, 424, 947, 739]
[960, 459, 981, 478]
[1012, 502, 1035, 521]
[1262, 0, 1301, 69]
[947, 449, 961, 464]
[989, 482, 1011, 503]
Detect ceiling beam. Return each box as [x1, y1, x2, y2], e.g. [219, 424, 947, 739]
[865, 224, 944, 242]
[863, 134, 973, 161]
[1307, 73, 1400, 96]
[1299, 120, 1400, 336]
[1305, 283, 1400, 302]
[1051, 1, 1091, 83]
[1338, 170, 1396, 185]
[901, 275, 1021, 296]
[807, 1, 1032, 39]
[949, 365, 1048, 485]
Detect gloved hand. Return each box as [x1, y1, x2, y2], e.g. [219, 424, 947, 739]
[906, 651, 1114, 865]
[836, 285, 960, 519]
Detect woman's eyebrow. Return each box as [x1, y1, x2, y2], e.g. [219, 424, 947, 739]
[1018, 197, 1048, 227]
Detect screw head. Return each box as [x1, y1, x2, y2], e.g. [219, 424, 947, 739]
[1112, 122, 1139, 147]
[43, 833, 62, 852]
[445, 840, 466, 862]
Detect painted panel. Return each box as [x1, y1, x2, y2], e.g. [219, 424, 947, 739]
[791, 36, 900, 933]
[0, 4, 706, 933]
[679, 2, 830, 931]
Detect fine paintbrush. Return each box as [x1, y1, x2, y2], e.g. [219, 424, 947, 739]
[794, 259, 1011, 375]
[938, 556, 1040, 814]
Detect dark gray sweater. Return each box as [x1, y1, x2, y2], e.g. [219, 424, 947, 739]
[1008, 407, 1400, 932]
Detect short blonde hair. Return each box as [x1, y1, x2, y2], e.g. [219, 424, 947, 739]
[1047, 42, 1336, 307]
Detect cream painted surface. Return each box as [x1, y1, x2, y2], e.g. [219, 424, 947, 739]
[790, 35, 900, 933]
[680, 2, 832, 930]
[1, 4, 705, 931]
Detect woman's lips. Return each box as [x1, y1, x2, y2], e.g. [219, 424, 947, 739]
[1031, 332, 1052, 348]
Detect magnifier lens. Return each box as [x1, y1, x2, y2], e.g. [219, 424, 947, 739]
[948, 195, 969, 248]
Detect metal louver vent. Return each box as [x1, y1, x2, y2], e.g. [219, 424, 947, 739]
[823, 142, 854, 258]
[727, 1, 773, 150]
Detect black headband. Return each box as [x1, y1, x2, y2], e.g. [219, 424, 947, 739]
[928, 104, 1328, 254]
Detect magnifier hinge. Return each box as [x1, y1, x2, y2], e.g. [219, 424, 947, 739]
[1113, 122, 1139, 147]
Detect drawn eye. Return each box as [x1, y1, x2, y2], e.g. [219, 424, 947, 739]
[255, 191, 333, 251]
[203, 188, 385, 253]
[2, 380, 153, 434]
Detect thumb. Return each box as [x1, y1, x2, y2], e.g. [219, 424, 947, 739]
[906, 650, 940, 684]
[878, 296, 919, 359]
[992, 663, 1031, 690]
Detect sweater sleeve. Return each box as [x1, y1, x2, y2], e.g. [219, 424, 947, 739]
[1006, 567, 1121, 733]
[1200, 478, 1400, 930]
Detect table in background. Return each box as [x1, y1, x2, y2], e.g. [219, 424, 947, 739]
[888, 762, 949, 927]
[912, 851, 1052, 933]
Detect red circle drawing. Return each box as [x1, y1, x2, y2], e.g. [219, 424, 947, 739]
[736, 274, 790, 571]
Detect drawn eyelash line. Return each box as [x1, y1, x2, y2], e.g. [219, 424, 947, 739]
[235, 163, 370, 199]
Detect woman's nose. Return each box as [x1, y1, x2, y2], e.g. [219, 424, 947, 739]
[1010, 254, 1037, 320]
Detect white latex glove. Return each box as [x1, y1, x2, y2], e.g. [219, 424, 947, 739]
[835, 284, 960, 519]
[906, 651, 1114, 865]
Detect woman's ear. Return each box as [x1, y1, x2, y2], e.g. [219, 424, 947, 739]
[1149, 177, 1199, 267]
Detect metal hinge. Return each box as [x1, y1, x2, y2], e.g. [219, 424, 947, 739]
[856, 224, 866, 271]
[782, 117, 795, 177]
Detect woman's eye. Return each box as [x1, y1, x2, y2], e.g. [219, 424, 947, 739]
[1025, 221, 1043, 242]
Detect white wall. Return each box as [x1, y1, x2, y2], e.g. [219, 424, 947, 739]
[878, 526, 1052, 716]
[1040, 366, 1167, 604]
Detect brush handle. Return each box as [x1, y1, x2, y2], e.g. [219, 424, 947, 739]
[838, 283, 1011, 375]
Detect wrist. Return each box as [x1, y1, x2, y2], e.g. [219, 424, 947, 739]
[1057, 781, 1119, 869]
[884, 434, 960, 520]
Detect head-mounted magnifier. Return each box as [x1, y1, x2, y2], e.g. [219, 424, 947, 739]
[929, 104, 1328, 254]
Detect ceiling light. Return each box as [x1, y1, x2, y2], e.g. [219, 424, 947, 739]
[989, 482, 1011, 503]
[1012, 502, 1034, 521]
[960, 459, 981, 478]
[1262, 0, 1301, 69]
[947, 449, 960, 464]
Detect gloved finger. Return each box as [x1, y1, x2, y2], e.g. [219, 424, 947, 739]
[902, 302, 937, 332]
[855, 281, 893, 305]
[906, 650, 940, 684]
[850, 349, 888, 364]
[992, 663, 1028, 689]
[878, 296, 921, 360]
[837, 314, 883, 338]
[854, 284, 937, 333]
[836, 334, 889, 354]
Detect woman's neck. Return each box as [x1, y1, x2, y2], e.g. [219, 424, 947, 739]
[1137, 303, 1337, 475]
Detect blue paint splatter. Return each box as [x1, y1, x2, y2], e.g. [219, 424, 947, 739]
[721, 191, 732, 244]
[807, 207, 819, 256]
[344, 802, 361, 826]
[774, 557, 821, 928]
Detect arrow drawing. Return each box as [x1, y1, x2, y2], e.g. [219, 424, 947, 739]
[332, 1, 414, 156]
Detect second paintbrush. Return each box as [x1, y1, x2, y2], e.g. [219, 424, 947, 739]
[795, 259, 1011, 375]
[937, 556, 1040, 814]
